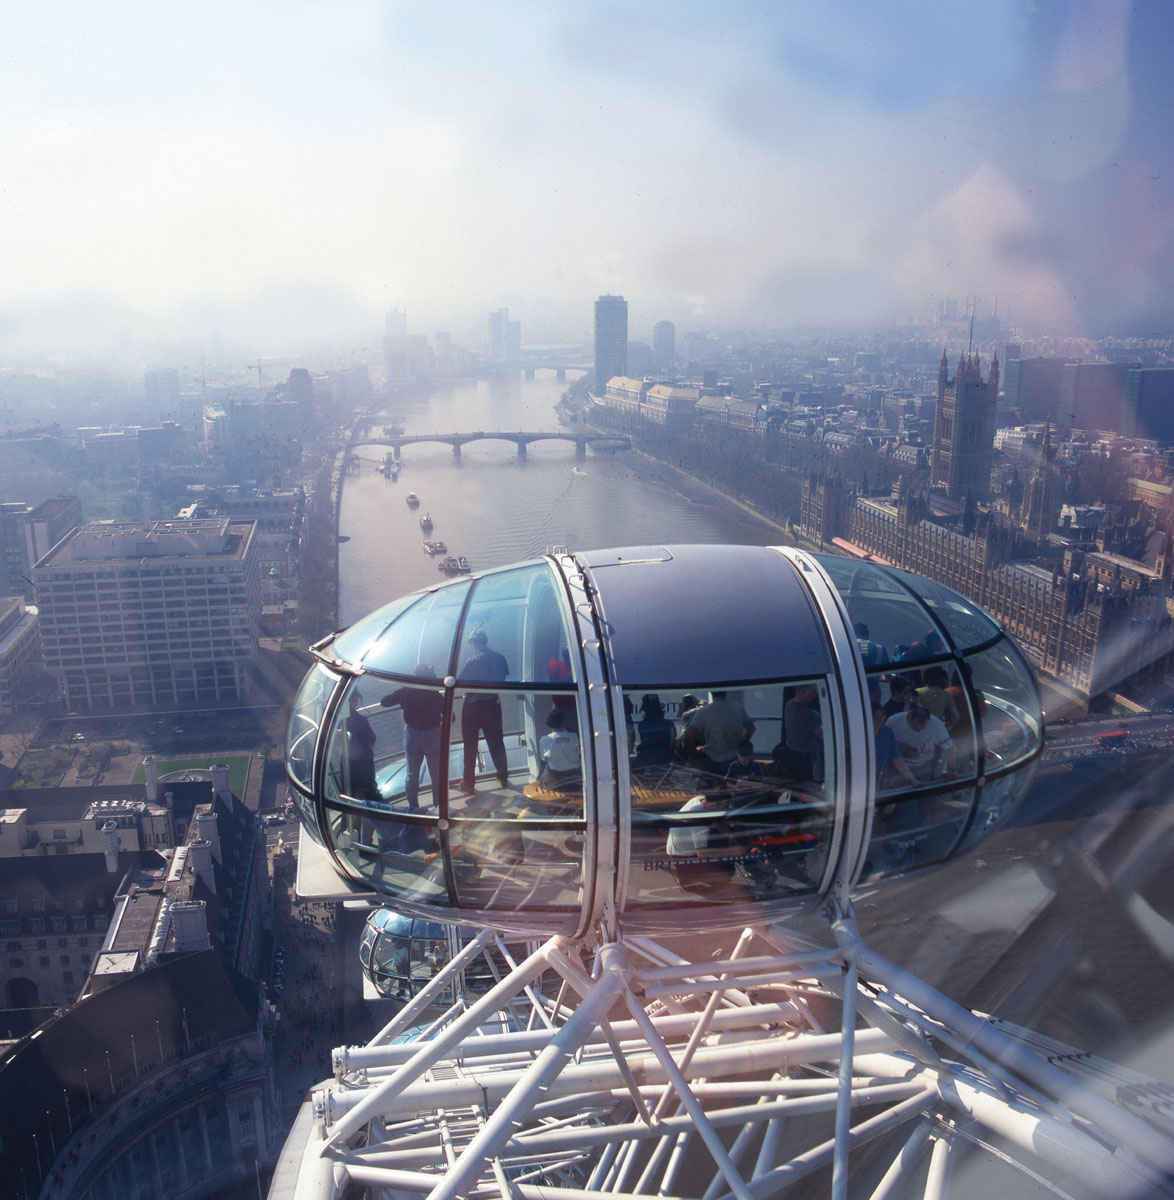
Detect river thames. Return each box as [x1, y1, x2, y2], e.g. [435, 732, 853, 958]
[337, 371, 788, 625]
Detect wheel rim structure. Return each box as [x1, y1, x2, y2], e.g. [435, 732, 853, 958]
[272, 910, 1174, 1200]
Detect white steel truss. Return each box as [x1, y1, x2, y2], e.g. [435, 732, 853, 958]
[277, 908, 1174, 1200]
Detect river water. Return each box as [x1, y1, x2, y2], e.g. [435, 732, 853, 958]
[337, 372, 789, 623]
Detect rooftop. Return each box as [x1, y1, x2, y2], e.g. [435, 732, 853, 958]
[1088, 550, 1162, 580]
[0, 784, 150, 824]
[36, 518, 255, 568]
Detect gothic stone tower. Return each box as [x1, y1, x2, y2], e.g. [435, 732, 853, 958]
[1021, 423, 1061, 539]
[932, 349, 999, 501]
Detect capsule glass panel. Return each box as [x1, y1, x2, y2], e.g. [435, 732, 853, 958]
[862, 786, 974, 880]
[816, 556, 950, 668]
[363, 581, 470, 677]
[331, 593, 423, 664]
[887, 569, 1001, 651]
[956, 762, 1039, 853]
[323, 807, 447, 904]
[287, 662, 338, 791]
[871, 664, 977, 791]
[625, 681, 835, 909]
[965, 640, 1043, 771]
[447, 689, 585, 915]
[455, 563, 576, 687]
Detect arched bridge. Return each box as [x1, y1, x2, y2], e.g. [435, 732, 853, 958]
[352, 430, 630, 460]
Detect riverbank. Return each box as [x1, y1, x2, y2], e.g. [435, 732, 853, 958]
[627, 448, 802, 545]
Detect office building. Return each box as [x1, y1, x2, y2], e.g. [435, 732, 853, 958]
[1061, 362, 1137, 432]
[488, 308, 509, 362]
[1127, 368, 1174, 442]
[652, 320, 675, 374]
[0, 496, 81, 600]
[594, 295, 628, 391]
[0, 596, 40, 716]
[488, 309, 522, 364]
[33, 518, 261, 712]
[931, 350, 998, 500]
[1002, 357, 1065, 423]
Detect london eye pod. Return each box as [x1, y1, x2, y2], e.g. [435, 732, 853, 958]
[283, 544, 1044, 935]
[280, 549, 1174, 1199]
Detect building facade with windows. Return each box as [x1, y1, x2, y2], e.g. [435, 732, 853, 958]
[593, 294, 628, 391]
[0, 595, 41, 716]
[33, 518, 261, 712]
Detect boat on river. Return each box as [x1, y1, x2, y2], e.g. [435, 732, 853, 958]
[422, 540, 448, 556]
[405, 492, 420, 507]
[457, 556, 471, 573]
[419, 512, 434, 531]
[438, 556, 461, 574]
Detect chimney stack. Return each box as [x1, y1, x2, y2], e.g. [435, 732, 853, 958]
[101, 820, 120, 874]
[188, 839, 216, 893]
[195, 810, 221, 862]
[211, 763, 231, 804]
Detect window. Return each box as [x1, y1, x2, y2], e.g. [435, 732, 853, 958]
[624, 682, 836, 910]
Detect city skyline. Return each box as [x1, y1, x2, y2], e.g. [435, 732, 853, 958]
[3, 3, 1174, 357]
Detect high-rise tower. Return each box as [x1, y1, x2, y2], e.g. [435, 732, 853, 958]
[652, 320, 675, 375]
[931, 349, 998, 500]
[594, 295, 628, 391]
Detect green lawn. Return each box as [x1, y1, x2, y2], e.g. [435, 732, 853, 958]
[131, 753, 251, 798]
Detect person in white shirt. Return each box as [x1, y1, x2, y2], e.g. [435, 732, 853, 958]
[538, 708, 580, 788]
[885, 703, 954, 780]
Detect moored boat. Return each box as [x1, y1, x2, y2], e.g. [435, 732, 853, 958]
[457, 556, 471, 573]
[422, 540, 448, 555]
[405, 491, 420, 507]
[419, 512, 434, 531]
[438, 556, 460, 574]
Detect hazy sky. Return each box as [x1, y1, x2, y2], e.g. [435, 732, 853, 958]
[3, 0, 1173, 355]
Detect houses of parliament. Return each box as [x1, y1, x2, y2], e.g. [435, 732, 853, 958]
[800, 352, 1174, 705]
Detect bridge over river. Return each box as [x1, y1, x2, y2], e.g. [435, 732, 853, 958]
[352, 430, 630, 459]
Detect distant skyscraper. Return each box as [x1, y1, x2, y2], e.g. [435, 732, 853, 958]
[931, 350, 998, 501]
[143, 368, 180, 417]
[488, 308, 509, 362]
[652, 321, 675, 374]
[594, 295, 628, 391]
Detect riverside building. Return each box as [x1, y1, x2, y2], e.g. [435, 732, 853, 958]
[33, 518, 261, 712]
